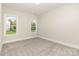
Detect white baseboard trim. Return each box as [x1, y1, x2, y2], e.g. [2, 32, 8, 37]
[3, 35, 79, 49]
[3, 36, 37, 44]
[38, 35, 79, 49]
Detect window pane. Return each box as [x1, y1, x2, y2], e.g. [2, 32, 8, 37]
[31, 20, 37, 32]
[4, 16, 17, 36]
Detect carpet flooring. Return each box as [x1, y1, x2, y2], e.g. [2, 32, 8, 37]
[1, 37, 79, 56]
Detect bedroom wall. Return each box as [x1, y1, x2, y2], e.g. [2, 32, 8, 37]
[0, 3, 2, 53]
[2, 6, 37, 44]
[38, 4, 79, 49]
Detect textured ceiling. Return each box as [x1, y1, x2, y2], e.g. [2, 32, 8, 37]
[3, 3, 65, 15]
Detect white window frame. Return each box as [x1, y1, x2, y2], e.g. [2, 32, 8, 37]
[4, 14, 18, 36]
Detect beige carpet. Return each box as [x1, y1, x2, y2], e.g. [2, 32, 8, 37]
[1, 37, 79, 56]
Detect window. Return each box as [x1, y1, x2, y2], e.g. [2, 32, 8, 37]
[31, 19, 37, 32]
[4, 15, 17, 36]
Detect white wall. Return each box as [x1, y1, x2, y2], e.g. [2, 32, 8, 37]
[0, 3, 2, 53]
[38, 4, 79, 49]
[2, 7, 37, 43]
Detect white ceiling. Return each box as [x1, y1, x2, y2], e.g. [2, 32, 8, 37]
[2, 3, 65, 15]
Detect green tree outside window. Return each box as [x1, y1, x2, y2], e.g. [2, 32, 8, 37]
[31, 20, 36, 32]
